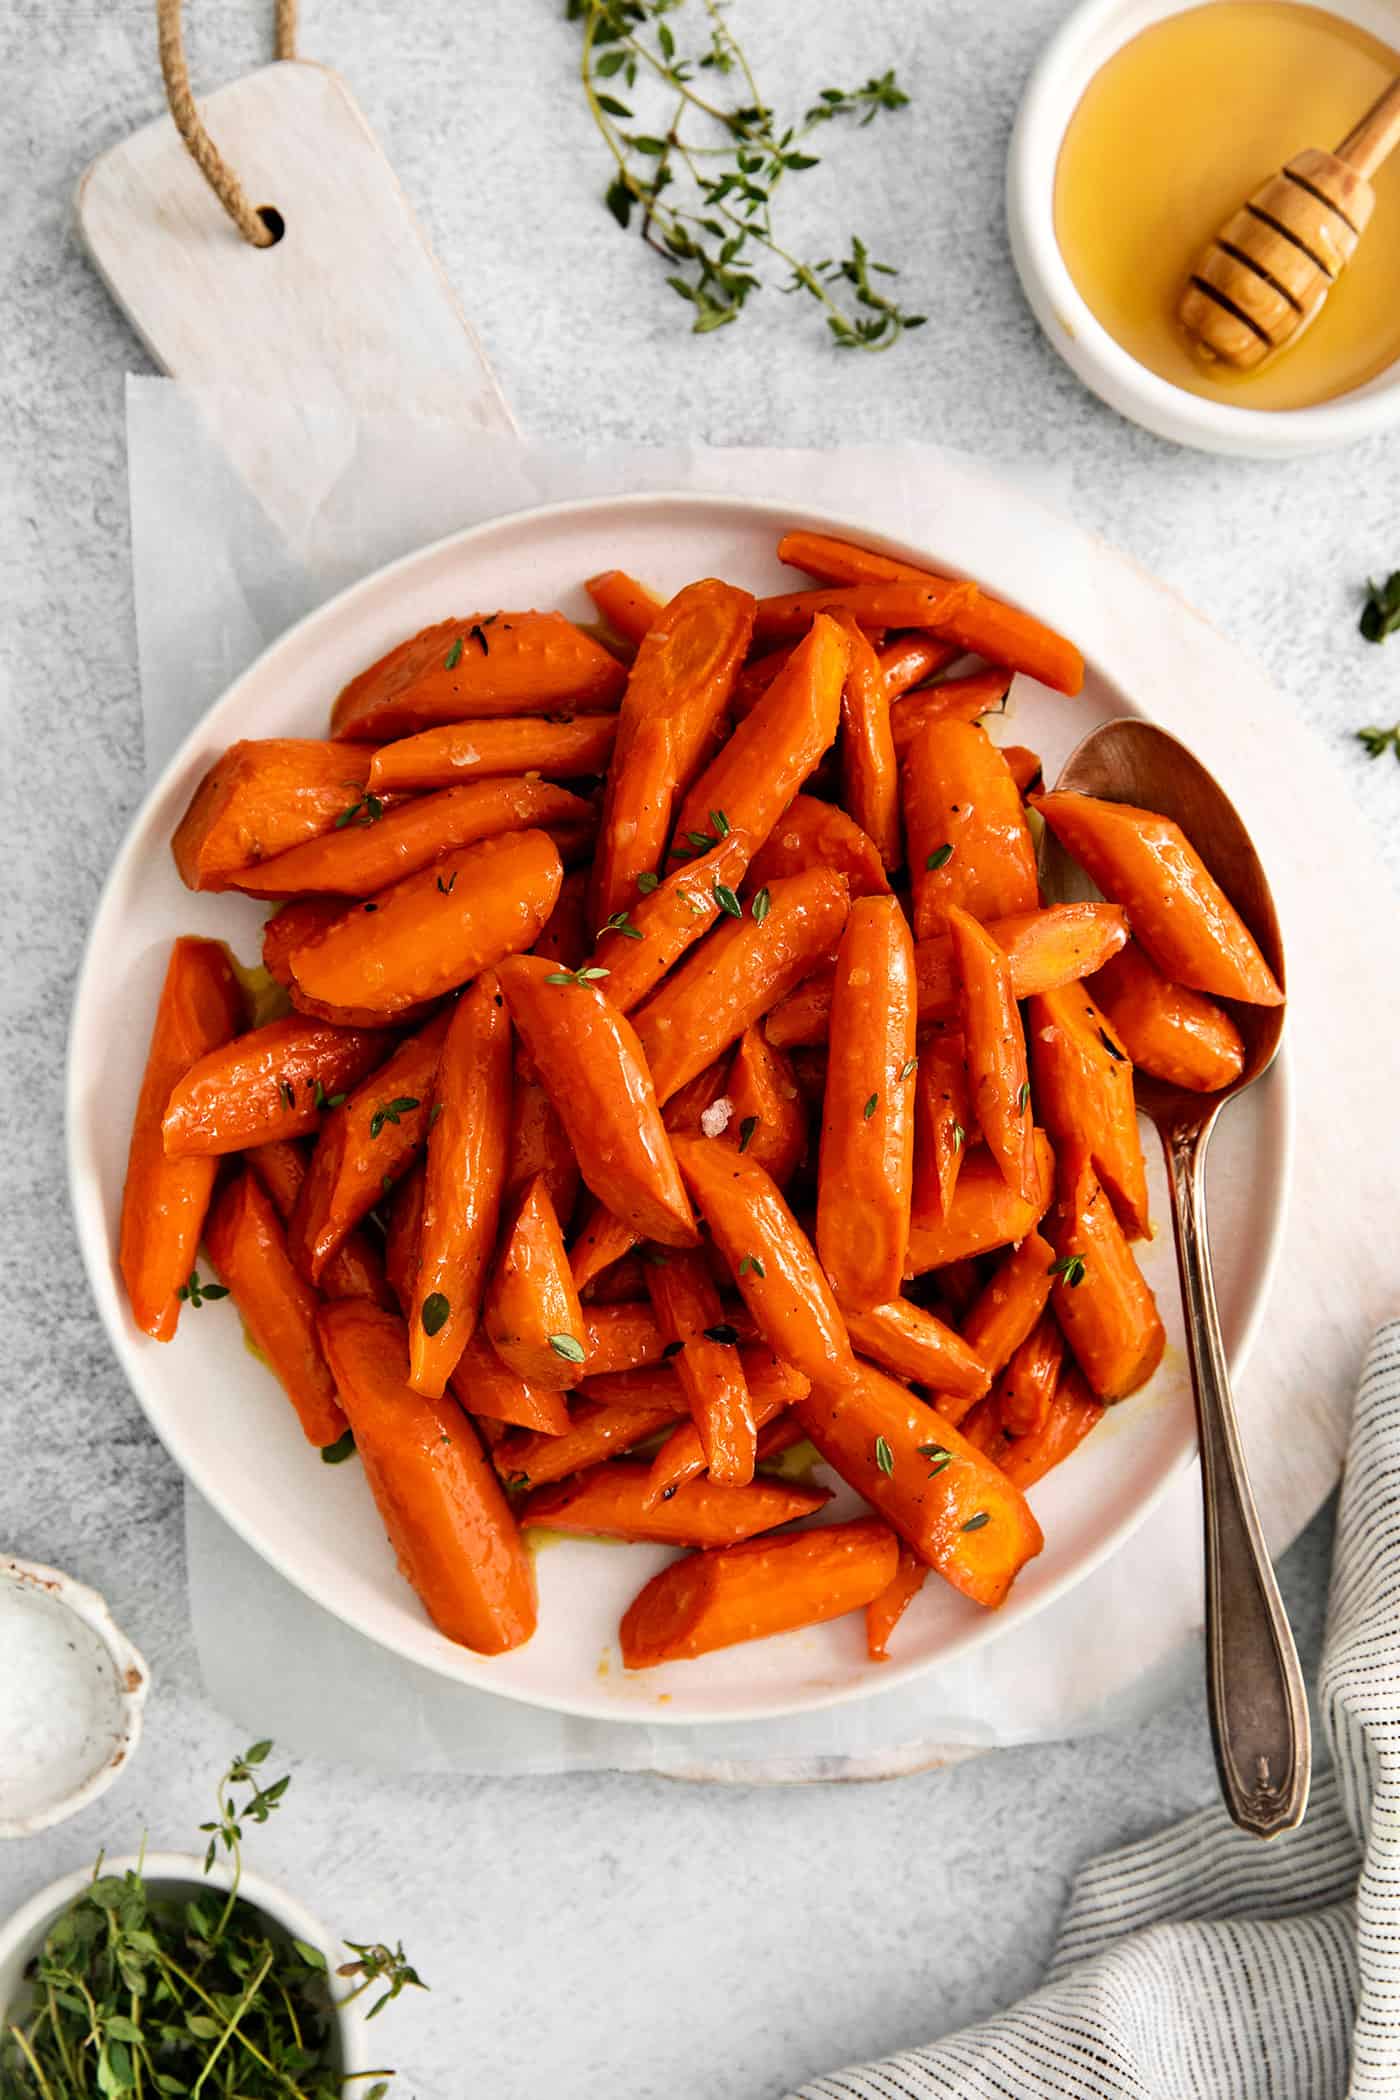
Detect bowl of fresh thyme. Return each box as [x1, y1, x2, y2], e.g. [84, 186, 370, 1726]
[0, 1745, 423, 2099]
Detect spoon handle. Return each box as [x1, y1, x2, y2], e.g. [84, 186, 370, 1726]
[1163, 1119, 1311, 1838]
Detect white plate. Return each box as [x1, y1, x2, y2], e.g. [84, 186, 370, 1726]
[67, 492, 1290, 1724]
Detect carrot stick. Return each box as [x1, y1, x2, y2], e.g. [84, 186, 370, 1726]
[585, 1253, 650, 1304]
[261, 901, 344, 990]
[570, 1199, 643, 1296]
[161, 1015, 391, 1158]
[751, 578, 974, 648]
[120, 938, 245, 1339]
[449, 1329, 572, 1437]
[1003, 746, 1043, 797]
[844, 1297, 990, 1404]
[205, 1172, 347, 1448]
[1047, 1143, 1165, 1401]
[631, 866, 850, 1102]
[483, 1175, 587, 1388]
[383, 1160, 426, 1315]
[1034, 792, 1283, 1005]
[505, 1062, 581, 1226]
[642, 1353, 810, 1505]
[331, 612, 626, 740]
[583, 829, 754, 1013]
[723, 1025, 807, 1186]
[493, 1392, 690, 1491]
[523, 1460, 829, 1547]
[866, 1545, 929, 1661]
[172, 741, 388, 892]
[286, 829, 563, 1022]
[742, 794, 890, 902]
[947, 906, 1037, 1205]
[817, 896, 917, 1310]
[532, 864, 592, 972]
[590, 578, 755, 922]
[1028, 981, 1150, 1239]
[889, 671, 1015, 756]
[289, 1009, 452, 1282]
[495, 954, 696, 1243]
[795, 1361, 1043, 1608]
[407, 975, 513, 1397]
[907, 1131, 1055, 1274]
[367, 714, 617, 794]
[644, 1247, 757, 1487]
[585, 569, 665, 647]
[228, 780, 594, 899]
[246, 1140, 393, 1307]
[668, 613, 849, 860]
[996, 1363, 1105, 1489]
[774, 531, 1085, 695]
[1089, 940, 1246, 1094]
[830, 610, 901, 872]
[318, 1301, 536, 1653]
[943, 1229, 1056, 1425]
[619, 1516, 899, 1668]
[580, 1301, 667, 1374]
[913, 1029, 974, 1218]
[997, 1311, 1065, 1439]
[673, 1136, 859, 1389]
[730, 645, 796, 720]
[876, 634, 963, 697]
[905, 721, 1039, 938]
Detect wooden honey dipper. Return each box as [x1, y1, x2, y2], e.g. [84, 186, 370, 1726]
[1178, 71, 1400, 368]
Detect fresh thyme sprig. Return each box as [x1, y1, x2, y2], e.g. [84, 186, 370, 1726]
[566, 0, 922, 348]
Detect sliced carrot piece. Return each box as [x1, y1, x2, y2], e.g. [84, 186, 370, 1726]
[742, 794, 890, 901]
[866, 1545, 930, 1661]
[120, 938, 245, 1340]
[942, 1230, 1056, 1426]
[752, 578, 974, 648]
[493, 1391, 690, 1491]
[913, 1028, 974, 1218]
[907, 1131, 1055, 1274]
[483, 1175, 587, 1389]
[162, 1016, 391, 1158]
[1034, 792, 1283, 1005]
[449, 1329, 572, 1437]
[1003, 746, 1043, 797]
[584, 569, 665, 648]
[642, 1353, 810, 1505]
[1047, 1143, 1165, 1401]
[584, 1253, 650, 1304]
[318, 1301, 536, 1653]
[584, 830, 754, 1014]
[722, 1025, 807, 1186]
[998, 1363, 1105, 1489]
[830, 610, 901, 872]
[382, 1160, 426, 1315]
[876, 634, 963, 698]
[905, 721, 1039, 939]
[889, 670, 1014, 756]
[524, 1460, 829, 1547]
[246, 1139, 392, 1307]
[730, 644, 796, 720]
[505, 1061, 581, 1226]
[532, 865, 592, 973]
[644, 1247, 757, 1488]
[579, 1301, 667, 1375]
[262, 900, 344, 990]
[620, 1516, 899, 1668]
[172, 741, 385, 892]
[1090, 941, 1246, 1094]
[1028, 981, 1149, 1239]
[331, 612, 626, 740]
[947, 906, 1037, 1205]
[368, 715, 617, 793]
[287, 829, 563, 1022]
[844, 1297, 990, 1405]
[569, 1199, 643, 1297]
[205, 1172, 346, 1448]
[997, 1311, 1066, 1439]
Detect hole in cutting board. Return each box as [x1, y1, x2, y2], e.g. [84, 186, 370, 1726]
[256, 205, 286, 244]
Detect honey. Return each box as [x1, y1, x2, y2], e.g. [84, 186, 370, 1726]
[1054, 2, 1400, 409]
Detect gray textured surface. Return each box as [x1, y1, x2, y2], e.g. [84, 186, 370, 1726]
[1, 1, 1395, 2094]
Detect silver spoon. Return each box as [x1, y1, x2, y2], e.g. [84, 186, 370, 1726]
[1045, 716, 1310, 1839]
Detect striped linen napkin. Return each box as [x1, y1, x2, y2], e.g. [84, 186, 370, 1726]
[794, 1320, 1400, 2100]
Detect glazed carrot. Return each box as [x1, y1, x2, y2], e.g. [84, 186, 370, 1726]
[287, 829, 563, 1022]
[751, 578, 974, 648]
[585, 1252, 650, 1304]
[119, 938, 245, 1340]
[585, 569, 665, 647]
[229, 780, 593, 899]
[1048, 1142, 1165, 1400]
[262, 900, 344, 988]
[318, 1301, 536, 1653]
[644, 1247, 757, 1487]
[584, 830, 754, 1012]
[914, 1029, 974, 1217]
[673, 1137, 859, 1389]
[1090, 941, 1245, 1094]
[172, 741, 387, 891]
[383, 1160, 426, 1314]
[794, 1362, 1043, 1608]
[505, 1063, 581, 1225]
[877, 634, 963, 697]
[205, 1173, 347, 1448]
[997, 1364, 1105, 1489]
[817, 896, 917, 1310]
[331, 612, 626, 740]
[1028, 982, 1150, 1239]
[483, 1175, 587, 1388]
[590, 578, 755, 922]
[831, 610, 901, 871]
[730, 645, 796, 720]
[642, 1354, 810, 1504]
[620, 1516, 899, 1668]
[289, 1010, 452, 1283]
[246, 1140, 393, 1307]
[944, 1230, 1056, 1425]
[774, 531, 1085, 695]
[367, 714, 617, 793]
[162, 1016, 391, 1157]
[905, 721, 1039, 939]
[532, 866, 592, 972]
[407, 977, 513, 1397]
[631, 866, 850, 1102]
[579, 1301, 666, 1374]
[866, 1546, 930, 1661]
[844, 1297, 990, 1405]
[742, 794, 890, 901]
[997, 1312, 1065, 1439]
[947, 906, 1037, 1205]
[569, 1199, 643, 1296]
[495, 954, 695, 1243]
[1034, 792, 1283, 1005]
[763, 902, 1130, 1049]
[1003, 746, 1043, 797]
[889, 671, 1014, 755]
[449, 1329, 572, 1437]
[906, 1131, 1055, 1274]
[522, 1461, 829, 1547]
[494, 1391, 691, 1490]
[723, 1025, 807, 1186]
[668, 614, 849, 860]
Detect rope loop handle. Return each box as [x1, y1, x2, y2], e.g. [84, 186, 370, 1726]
[155, 0, 298, 246]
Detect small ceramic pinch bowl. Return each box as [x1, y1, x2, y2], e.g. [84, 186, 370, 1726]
[1007, 0, 1400, 457]
[0, 1557, 148, 1838]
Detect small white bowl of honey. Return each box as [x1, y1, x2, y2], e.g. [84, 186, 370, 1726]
[1009, 0, 1400, 455]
